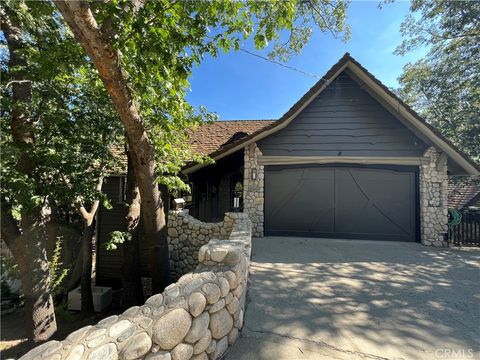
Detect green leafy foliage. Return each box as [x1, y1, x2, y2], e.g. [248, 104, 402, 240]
[49, 236, 69, 293]
[2, 0, 352, 227]
[395, 0, 479, 56]
[104, 230, 132, 251]
[1, 0, 350, 340]
[85, 0, 350, 191]
[395, 0, 480, 162]
[1, 0, 123, 214]
[1, 3, 121, 326]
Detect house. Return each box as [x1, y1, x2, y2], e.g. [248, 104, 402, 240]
[95, 53, 479, 285]
[184, 53, 479, 241]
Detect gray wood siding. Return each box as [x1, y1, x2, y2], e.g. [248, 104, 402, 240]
[258, 73, 428, 157]
[96, 177, 150, 285]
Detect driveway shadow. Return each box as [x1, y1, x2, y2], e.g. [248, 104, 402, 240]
[231, 237, 480, 360]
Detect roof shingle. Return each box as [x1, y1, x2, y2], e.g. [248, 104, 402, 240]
[108, 120, 275, 175]
[189, 120, 275, 155]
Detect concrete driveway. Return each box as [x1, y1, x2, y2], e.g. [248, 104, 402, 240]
[225, 237, 480, 360]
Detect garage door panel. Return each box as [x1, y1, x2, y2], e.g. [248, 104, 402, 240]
[334, 168, 415, 240]
[265, 167, 335, 233]
[265, 165, 417, 241]
[335, 204, 411, 240]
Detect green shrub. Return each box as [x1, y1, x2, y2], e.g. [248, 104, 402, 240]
[49, 237, 70, 295]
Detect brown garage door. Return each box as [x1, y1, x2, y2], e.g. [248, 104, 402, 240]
[264, 165, 417, 241]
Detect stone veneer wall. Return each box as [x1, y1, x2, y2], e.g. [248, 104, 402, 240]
[21, 213, 252, 360]
[419, 146, 449, 247]
[243, 143, 264, 237]
[167, 211, 235, 280]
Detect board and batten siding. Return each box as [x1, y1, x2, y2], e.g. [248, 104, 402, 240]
[96, 176, 150, 285]
[257, 72, 428, 157]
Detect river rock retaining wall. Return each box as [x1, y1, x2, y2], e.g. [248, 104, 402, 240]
[20, 212, 252, 360]
[167, 210, 235, 280]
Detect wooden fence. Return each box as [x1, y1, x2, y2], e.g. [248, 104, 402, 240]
[448, 210, 480, 246]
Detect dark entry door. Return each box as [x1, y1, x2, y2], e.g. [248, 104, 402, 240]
[264, 165, 417, 241]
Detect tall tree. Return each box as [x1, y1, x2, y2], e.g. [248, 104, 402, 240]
[55, 1, 170, 293]
[395, 0, 480, 162]
[1, 4, 57, 342]
[1, 0, 121, 341]
[54, 0, 350, 293]
[122, 146, 144, 307]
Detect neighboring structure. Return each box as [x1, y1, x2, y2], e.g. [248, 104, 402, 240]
[96, 53, 479, 284]
[448, 177, 480, 210]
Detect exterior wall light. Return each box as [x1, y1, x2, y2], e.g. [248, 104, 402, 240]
[251, 168, 257, 180]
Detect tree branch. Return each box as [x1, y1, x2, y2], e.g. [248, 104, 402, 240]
[77, 176, 104, 226]
[306, 0, 343, 40]
[4, 80, 32, 88]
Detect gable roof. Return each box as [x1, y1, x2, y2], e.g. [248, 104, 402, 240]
[184, 53, 479, 176]
[189, 120, 275, 156]
[448, 177, 480, 209]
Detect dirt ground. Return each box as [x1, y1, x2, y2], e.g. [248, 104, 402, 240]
[0, 307, 110, 359]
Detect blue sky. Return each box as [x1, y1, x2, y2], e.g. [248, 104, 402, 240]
[187, 1, 428, 120]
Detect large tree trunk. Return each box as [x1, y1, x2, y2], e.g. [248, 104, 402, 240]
[1, 203, 55, 343]
[55, 0, 170, 293]
[1, 10, 57, 343]
[21, 212, 58, 343]
[122, 148, 144, 307]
